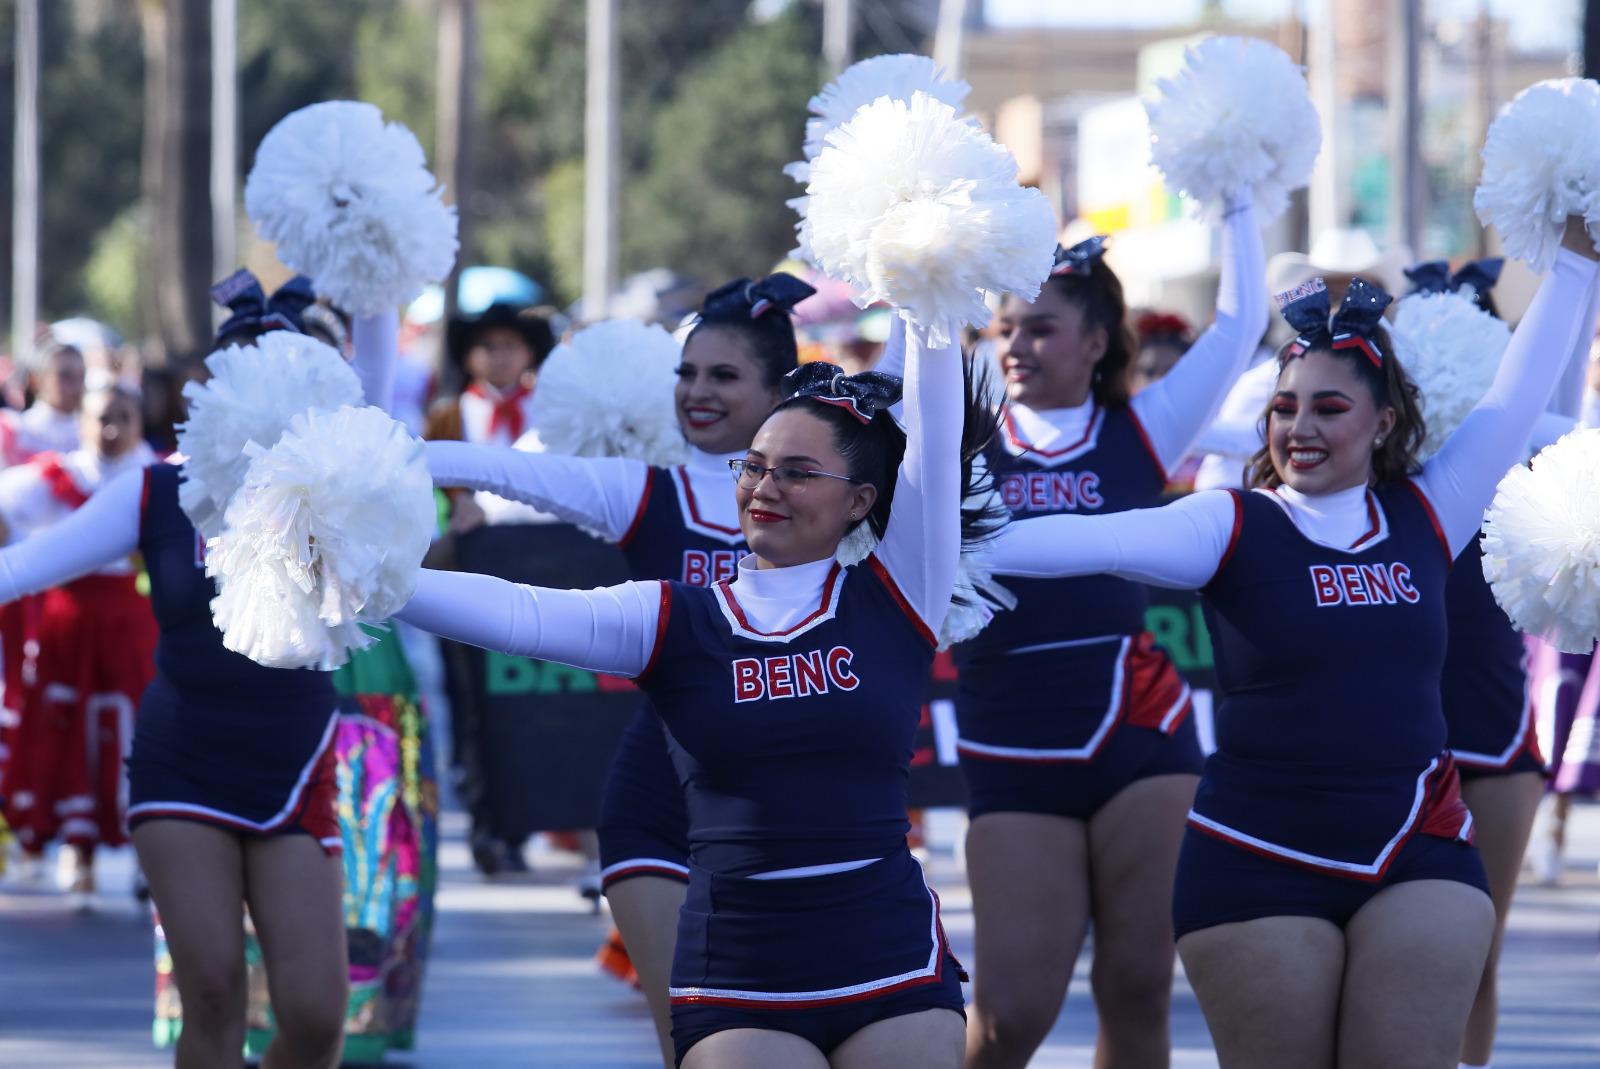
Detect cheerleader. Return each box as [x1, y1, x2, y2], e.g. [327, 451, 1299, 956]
[979, 219, 1600, 1067]
[395, 323, 980, 1067]
[957, 199, 1264, 1068]
[0, 385, 156, 892]
[424, 272, 813, 1066]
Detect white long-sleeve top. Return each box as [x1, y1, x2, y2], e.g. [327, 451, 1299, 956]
[984, 248, 1600, 587]
[398, 327, 965, 676]
[425, 440, 744, 543]
[1003, 198, 1267, 478]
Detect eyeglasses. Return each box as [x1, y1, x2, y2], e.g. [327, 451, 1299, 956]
[727, 459, 863, 493]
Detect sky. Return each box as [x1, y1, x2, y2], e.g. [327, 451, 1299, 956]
[982, 0, 1580, 52]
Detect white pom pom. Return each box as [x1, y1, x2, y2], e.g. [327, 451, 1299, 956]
[529, 320, 687, 465]
[1481, 428, 1600, 653]
[207, 406, 435, 670]
[1474, 78, 1600, 272]
[176, 332, 365, 541]
[244, 101, 459, 315]
[1390, 291, 1510, 459]
[1144, 36, 1320, 221]
[801, 92, 1057, 347]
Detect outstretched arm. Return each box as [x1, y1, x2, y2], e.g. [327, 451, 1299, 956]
[1416, 229, 1600, 555]
[351, 310, 400, 414]
[425, 440, 651, 541]
[1129, 196, 1267, 474]
[983, 489, 1237, 590]
[0, 467, 143, 603]
[873, 326, 965, 637]
[396, 569, 662, 677]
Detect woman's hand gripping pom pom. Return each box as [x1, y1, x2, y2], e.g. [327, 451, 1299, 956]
[529, 319, 687, 465]
[244, 100, 459, 316]
[785, 54, 970, 260]
[1389, 292, 1510, 460]
[800, 92, 1057, 348]
[1144, 35, 1320, 221]
[1481, 428, 1600, 653]
[1473, 78, 1600, 272]
[207, 406, 436, 670]
[176, 332, 365, 541]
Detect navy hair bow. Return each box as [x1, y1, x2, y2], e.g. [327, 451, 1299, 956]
[1050, 235, 1109, 277]
[211, 269, 317, 344]
[1403, 258, 1503, 309]
[702, 273, 817, 321]
[784, 361, 902, 424]
[1276, 276, 1393, 370]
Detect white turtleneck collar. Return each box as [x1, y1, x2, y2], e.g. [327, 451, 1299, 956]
[682, 445, 747, 532]
[1009, 397, 1095, 451]
[1268, 480, 1377, 550]
[726, 552, 837, 633]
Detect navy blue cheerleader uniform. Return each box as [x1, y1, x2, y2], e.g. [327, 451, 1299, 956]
[636, 558, 964, 1062]
[1174, 483, 1488, 936]
[123, 463, 341, 851]
[953, 405, 1202, 819]
[1441, 533, 1544, 780]
[597, 464, 748, 890]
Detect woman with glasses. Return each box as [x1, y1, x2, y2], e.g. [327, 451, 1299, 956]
[395, 312, 994, 1067]
[422, 272, 814, 1068]
[958, 200, 1265, 1069]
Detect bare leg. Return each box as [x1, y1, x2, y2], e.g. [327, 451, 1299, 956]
[132, 820, 247, 1069]
[1458, 773, 1543, 1065]
[832, 1008, 966, 1069]
[1338, 878, 1494, 1068]
[1086, 774, 1197, 1069]
[963, 812, 1092, 1069]
[682, 1027, 830, 1069]
[606, 875, 689, 1068]
[243, 834, 348, 1069]
[1177, 916, 1344, 1069]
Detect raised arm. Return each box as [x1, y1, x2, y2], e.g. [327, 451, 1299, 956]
[984, 488, 1237, 590]
[351, 309, 400, 414]
[0, 467, 143, 603]
[396, 569, 662, 676]
[1415, 234, 1600, 555]
[425, 440, 651, 541]
[1129, 196, 1267, 474]
[873, 326, 964, 635]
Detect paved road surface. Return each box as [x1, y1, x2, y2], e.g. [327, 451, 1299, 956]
[3, 805, 1597, 1068]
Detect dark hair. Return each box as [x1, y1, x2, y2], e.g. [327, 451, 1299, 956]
[772, 355, 1005, 552]
[1043, 258, 1136, 408]
[1246, 323, 1427, 490]
[685, 275, 814, 389]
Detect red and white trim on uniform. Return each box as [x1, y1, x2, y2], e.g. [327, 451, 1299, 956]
[1452, 656, 1542, 770]
[865, 556, 936, 648]
[601, 857, 692, 889]
[126, 712, 340, 848]
[1260, 486, 1391, 552]
[1001, 406, 1105, 466]
[616, 467, 656, 549]
[673, 467, 746, 544]
[1404, 479, 1453, 562]
[1185, 755, 1470, 880]
[714, 562, 845, 644]
[668, 878, 950, 1009]
[956, 636, 1134, 763]
[1124, 408, 1168, 481]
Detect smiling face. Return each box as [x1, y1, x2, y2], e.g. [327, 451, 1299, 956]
[1267, 349, 1396, 495]
[465, 326, 534, 392]
[736, 407, 878, 568]
[81, 389, 142, 460]
[997, 287, 1107, 410]
[674, 328, 785, 455]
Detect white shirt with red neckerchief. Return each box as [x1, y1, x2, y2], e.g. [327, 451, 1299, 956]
[0, 443, 157, 575]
